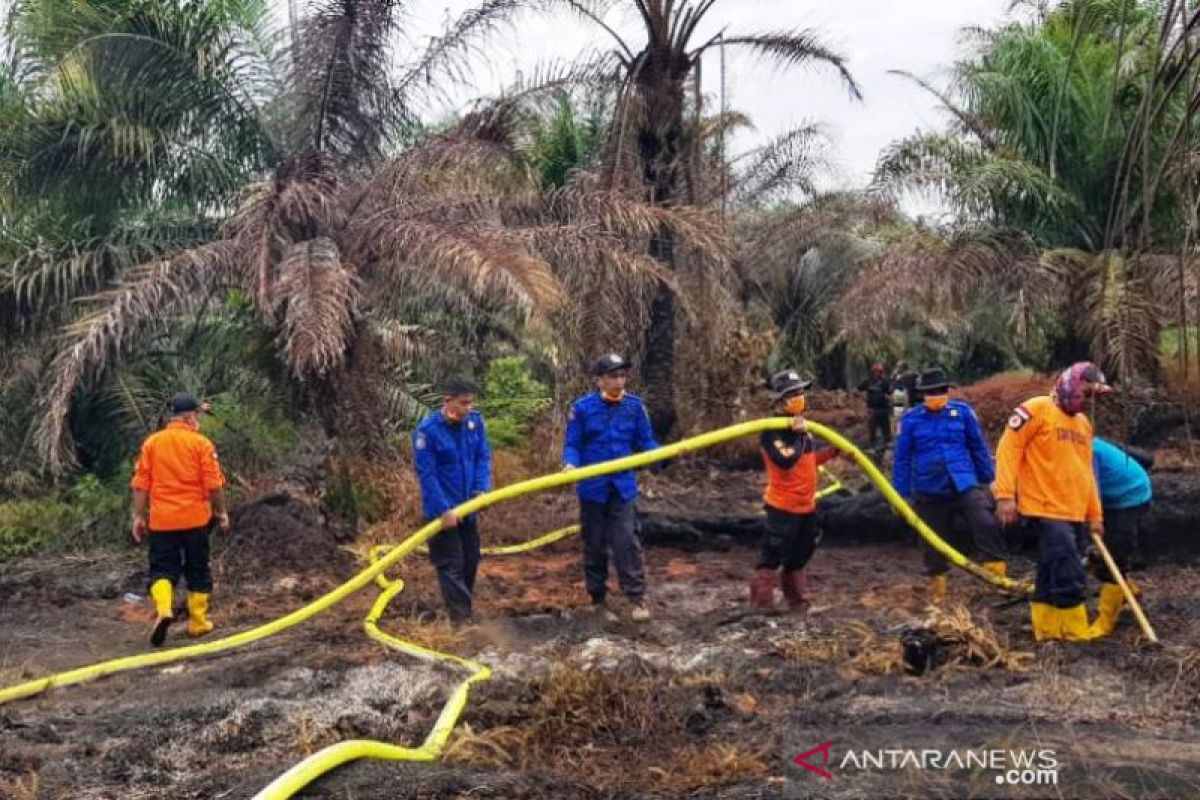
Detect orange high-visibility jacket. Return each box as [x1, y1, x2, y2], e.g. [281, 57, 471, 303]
[131, 421, 226, 531]
[761, 429, 837, 514]
[993, 395, 1101, 523]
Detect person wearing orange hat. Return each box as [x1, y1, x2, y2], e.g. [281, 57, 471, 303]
[131, 393, 229, 646]
[994, 362, 1113, 641]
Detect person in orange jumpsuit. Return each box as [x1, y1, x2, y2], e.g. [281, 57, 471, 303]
[131, 393, 229, 646]
[994, 362, 1112, 641]
[750, 370, 840, 611]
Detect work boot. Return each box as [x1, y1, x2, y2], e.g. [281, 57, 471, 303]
[629, 600, 651, 622]
[186, 592, 214, 638]
[927, 573, 948, 605]
[1030, 601, 1097, 642]
[749, 568, 778, 609]
[779, 569, 811, 612]
[981, 561, 1007, 578]
[590, 596, 618, 622]
[1086, 581, 1140, 638]
[149, 579, 175, 647]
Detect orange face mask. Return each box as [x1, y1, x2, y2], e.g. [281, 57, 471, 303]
[602, 390, 625, 404]
[924, 394, 949, 412]
[785, 395, 807, 415]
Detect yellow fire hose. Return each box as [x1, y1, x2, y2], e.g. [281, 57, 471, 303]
[0, 417, 1029, 799]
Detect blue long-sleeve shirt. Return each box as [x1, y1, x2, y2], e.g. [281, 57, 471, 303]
[562, 392, 660, 504]
[413, 409, 492, 520]
[1093, 437, 1152, 509]
[892, 399, 994, 500]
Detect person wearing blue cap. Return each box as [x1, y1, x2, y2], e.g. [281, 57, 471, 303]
[562, 354, 660, 621]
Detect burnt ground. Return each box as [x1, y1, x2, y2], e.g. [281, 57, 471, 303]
[2, 478, 1200, 800]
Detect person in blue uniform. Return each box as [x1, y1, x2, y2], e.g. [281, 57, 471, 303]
[562, 354, 660, 621]
[1088, 436, 1153, 636]
[413, 376, 492, 623]
[892, 368, 1006, 604]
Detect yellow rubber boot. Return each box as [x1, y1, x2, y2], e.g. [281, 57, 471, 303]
[928, 574, 948, 605]
[1031, 601, 1097, 642]
[149, 579, 174, 647]
[1087, 582, 1126, 638]
[981, 561, 1007, 578]
[186, 592, 214, 638]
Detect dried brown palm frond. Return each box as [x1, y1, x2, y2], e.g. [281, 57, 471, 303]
[1040, 248, 1166, 381]
[34, 242, 236, 472]
[544, 185, 728, 260]
[273, 237, 359, 378]
[350, 217, 562, 317]
[286, 0, 402, 163]
[830, 226, 1045, 357]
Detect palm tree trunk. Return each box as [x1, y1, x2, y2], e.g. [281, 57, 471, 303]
[635, 57, 687, 439]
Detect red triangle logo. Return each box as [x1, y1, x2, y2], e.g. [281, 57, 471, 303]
[793, 740, 835, 779]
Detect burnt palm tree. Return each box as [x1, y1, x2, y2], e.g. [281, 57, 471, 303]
[561, 0, 861, 436]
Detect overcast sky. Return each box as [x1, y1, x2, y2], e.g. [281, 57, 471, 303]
[390, 0, 1015, 194]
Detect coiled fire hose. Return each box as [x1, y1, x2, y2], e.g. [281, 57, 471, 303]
[0, 418, 1030, 798]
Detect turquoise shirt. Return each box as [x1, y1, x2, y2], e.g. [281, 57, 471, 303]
[1092, 437, 1152, 509]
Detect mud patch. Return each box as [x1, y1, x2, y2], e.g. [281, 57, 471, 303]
[216, 494, 354, 592]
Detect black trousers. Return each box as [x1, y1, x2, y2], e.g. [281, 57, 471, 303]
[867, 408, 892, 449]
[758, 506, 821, 571]
[580, 491, 645, 601]
[1091, 503, 1148, 584]
[1032, 518, 1089, 608]
[148, 523, 213, 593]
[427, 515, 481, 622]
[914, 487, 1006, 576]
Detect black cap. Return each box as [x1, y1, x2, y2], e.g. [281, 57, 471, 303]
[168, 393, 199, 414]
[592, 353, 631, 376]
[915, 369, 954, 392]
[768, 369, 812, 400]
[442, 375, 480, 396]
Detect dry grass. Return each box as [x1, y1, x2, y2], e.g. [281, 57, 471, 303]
[923, 604, 1035, 672]
[380, 615, 470, 654]
[0, 771, 41, 800]
[778, 609, 1033, 677]
[649, 742, 771, 793]
[446, 662, 762, 792]
[778, 622, 907, 676]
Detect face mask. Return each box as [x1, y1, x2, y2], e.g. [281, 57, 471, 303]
[924, 395, 949, 412]
[602, 389, 625, 404]
[785, 395, 807, 415]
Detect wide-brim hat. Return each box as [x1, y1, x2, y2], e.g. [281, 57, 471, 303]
[592, 353, 632, 376]
[915, 369, 955, 392]
[768, 369, 813, 400]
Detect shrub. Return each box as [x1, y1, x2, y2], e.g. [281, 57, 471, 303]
[0, 473, 127, 561]
[479, 356, 551, 448]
